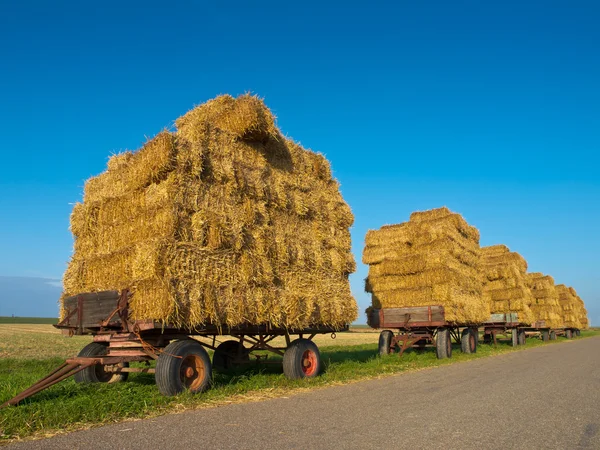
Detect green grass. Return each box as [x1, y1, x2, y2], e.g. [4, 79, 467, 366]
[0, 317, 57, 325]
[0, 330, 597, 443]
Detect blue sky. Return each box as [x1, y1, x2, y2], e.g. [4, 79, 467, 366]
[0, 1, 598, 324]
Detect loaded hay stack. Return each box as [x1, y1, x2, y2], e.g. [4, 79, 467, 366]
[575, 294, 589, 330]
[556, 285, 583, 330]
[556, 285, 583, 329]
[525, 273, 563, 329]
[62, 94, 358, 330]
[481, 245, 535, 325]
[362, 207, 489, 324]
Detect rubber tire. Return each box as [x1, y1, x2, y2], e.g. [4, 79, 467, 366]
[212, 340, 249, 372]
[576, 330, 581, 337]
[550, 331, 557, 340]
[283, 339, 321, 380]
[511, 329, 519, 347]
[378, 330, 394, 356]
[518, 329, 526, 345]
[436, 328, 452, 359]
[541, 330, 549, 342]
[74, 342, 129, 384]
[565, 329, 572, 339]
[461, 328, 477, 354]
[483, 333, 492, 344]
[155, 340, 212, 396]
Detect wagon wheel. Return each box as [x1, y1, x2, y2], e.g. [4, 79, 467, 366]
[550, 331, 557, 340]
[565, 330, 572, 339]
[282, 339, 321, 380]
[74, 342, 129, 384]
[212, 340, 249, 372]
[518, 329, 526, 345]
[155, 340, 212, 396]
[436, 328, 451, 359]
[511, 329, 519, 347]
[461, 328, 477, 354]
[378, 330, 394, 356]
[541, 330, 549, 342]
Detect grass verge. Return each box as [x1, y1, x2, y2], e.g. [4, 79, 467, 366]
[0, 330, 597, 443]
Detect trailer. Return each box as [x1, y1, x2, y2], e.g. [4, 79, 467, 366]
[367, 306, 479, 359]
[483, 313, 529, 347]
[1, 289, 345, 408]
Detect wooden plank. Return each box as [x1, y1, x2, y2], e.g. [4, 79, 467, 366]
[62, 291, 120, 328]
[368, 306, 445, 329]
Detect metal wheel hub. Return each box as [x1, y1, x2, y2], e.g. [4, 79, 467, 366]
[180, 355, 205, 390]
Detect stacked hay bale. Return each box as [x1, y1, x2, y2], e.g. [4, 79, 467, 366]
[575, 294, 590, 330]
[481, 245, 535, 325]
[556, 285, 583, 329]
[525, 273, 563, 328]
[62, 94, 358, 329]
[362, 207, 489, 324]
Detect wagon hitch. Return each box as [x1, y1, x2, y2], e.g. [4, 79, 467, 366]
[0, 360, 95, 408]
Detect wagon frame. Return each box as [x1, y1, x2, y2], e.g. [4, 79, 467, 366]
[2, 289, 345, 408]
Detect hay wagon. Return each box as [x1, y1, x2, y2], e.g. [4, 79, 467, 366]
[367, 306, 479, 359]
[2, 290, 344, 408]
[483, 313, 529, 346]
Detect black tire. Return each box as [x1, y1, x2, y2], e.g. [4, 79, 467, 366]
[541, 330, 549, 342]
[483, 333, 492, 344]
[436, 328, 452, 359]
[550, 331, 557, 340]
[461, 328, 477, 354]
[565, 329, 572, 339]
[155, 340, 212, 396]
[283, 339, 321, 380]
[518, 329, 526, 345]
[378, 330, 394, 356]
[74, 342, 129, 384]
[212, 340, 249, 372]
[576, 330, 581, 337]
[511, 329, 518, 347]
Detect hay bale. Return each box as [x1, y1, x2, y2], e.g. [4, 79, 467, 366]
[61, 94, 357, 330]
[481, 246, 535, 325]
[556, 284, 583, 328]
[362, 207, 489, 324]
[556, 285, 586, 329]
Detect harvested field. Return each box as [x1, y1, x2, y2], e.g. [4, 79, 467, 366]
[362, 207, 489, 324]
[62, 94, 358, 330]
[481, 245, 534, 325]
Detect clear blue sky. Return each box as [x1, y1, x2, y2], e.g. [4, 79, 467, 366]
[0, 1, 598, 324]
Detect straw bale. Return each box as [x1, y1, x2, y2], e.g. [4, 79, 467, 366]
[371, 286, 488, 324]
[481, 245, 534, 325]
[556, 285, 583, 328]
[362, 207, 488, 324]
[176, 94, 277, 144]
[61, 94, 357, 329]
[84, 132, 177, 203]
[367, 267, 481, 293]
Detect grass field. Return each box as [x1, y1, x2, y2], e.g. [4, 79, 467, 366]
[0, 324, 597, 444]
[0, 317, 57, 325]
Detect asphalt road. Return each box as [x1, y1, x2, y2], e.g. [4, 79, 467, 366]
[10, 336, 600, 450]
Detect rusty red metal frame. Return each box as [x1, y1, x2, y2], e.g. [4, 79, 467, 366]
[3, 288, 343, 408]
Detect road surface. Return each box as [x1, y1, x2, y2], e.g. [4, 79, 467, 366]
[10, 336, 600, 449]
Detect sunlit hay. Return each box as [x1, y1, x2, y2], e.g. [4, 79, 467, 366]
[481, 245, 534, 325]
[62, 94, 357, 329]
[556, 285, 585, 329]
[526, 272, 563, 328]
[175, 94, 277, 146]
[573, 294, 589, 330]
[362, 207, 489, 324]
[84, 132, 177, 203]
